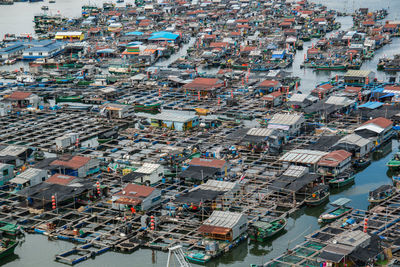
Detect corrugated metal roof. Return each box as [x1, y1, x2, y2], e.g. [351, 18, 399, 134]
[203, 211, 245, 229]
[135, 163, 161, 174]
[0, 145, 27, 157]
[198, 180, 238, 192]
[337, 133, 371, 147]
[325, 96, 354, 106]
[15, 168, 45, 180]
[279, 149, 328, 164]
[344, 70, 372, 78]
[268, 113, 304, 126]
[246, 128, 275, 137]
[283, 165, 308, 177]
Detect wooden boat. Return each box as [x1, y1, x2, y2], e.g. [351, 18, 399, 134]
[305, 185, 330, 206]
[328, 174, 355, 188]
[0, 221, 22, 237]
[134, 103, 161, 114]
[249, 218, 287, 241]
[0, 239, 18, 260]
[318, 198, 353, 224]
[354, 157, 371, 169]
[387, 152, 400, 170]
[194, 108, 210, 116]
[314, 64, 347, 71]
[368, 185, 395, 204]
[186, 252, 212, 264]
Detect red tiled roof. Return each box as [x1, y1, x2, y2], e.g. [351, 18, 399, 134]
[8, 91, 32, 100]
[209, 42, 229, 48]
[46, 173, 76, 185]
[183, 78, 223, 90]
[51, 156, 91, 169]
[318, 84, 334, 90]
[362, 117, 393, 129]
[259, 79, 280, 88]
[345, 86, 362, 93]
[385, 85, 400, 91]
[318, 150, 352, 167]
[189, 158, 226, 169]
[115, 183, 155, 198]
[263, 91, 282, 100]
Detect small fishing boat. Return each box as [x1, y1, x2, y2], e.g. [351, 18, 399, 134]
[4, 59, 16, 65]
[368, 185, 395, 204]
[49, 0, 55, 3]
[0, 221, 22, 237]
[186, 251, 211, 264]
[328, 174, 355, 188]
[41, 5, 48, 10]
[305, 185, 330, 206]
[318, 198, 353, 224]
[387, 152, 400, 170]
[249, 218, 287, 242]
[354, 157, 371, 169]
[0, 239, 18, 260]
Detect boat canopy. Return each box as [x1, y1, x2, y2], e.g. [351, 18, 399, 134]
[331, 197, 351, 207]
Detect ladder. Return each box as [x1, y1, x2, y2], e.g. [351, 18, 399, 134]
[166, 245, 191, 267]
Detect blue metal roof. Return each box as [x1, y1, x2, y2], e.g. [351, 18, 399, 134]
[0, 44, 25, 54]
[148, 32, 179, 40]
[358, 101, 383, 109]
[24, 42, 64, 52]
[125, 31, 144, 36]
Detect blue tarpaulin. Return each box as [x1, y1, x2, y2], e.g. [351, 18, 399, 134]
[148, 32, 179, 40]
[358, 101, 384, 109]
[125, 31, 144, 36]
[379, 93, 395, 98]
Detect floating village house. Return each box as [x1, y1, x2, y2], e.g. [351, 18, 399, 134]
[9, 168, 48, 190]
[332, 133, 374, 158]
[262, 91, 283, 107]
[112, 183, 161, 211]
[0, 43, 25, 61]
[179, 158, 227, 183]
[5, 91, 40, 108]
[144, 111, 199, 131]
[279, 149, 328, 172]
[317, 150, 352, 177]
[100, 103, 132, 119]
[0, 145, 32, 167]
[344, 70, 375, 85]
[240, 128, 284, 154]
[256, 79, 282, 95]
[49, 155, 100, 178]
[55, 32, 85, 41]
[198, 211, 247, 242]
[267, 113, 305, 138]
[0, 163, 14, 186]
[22, 40, 64, 60]
[182, 78, 225, 98]
[188, 158, 227, 176]
[122, 163, 163, 185]
[354, 117, 394, 146]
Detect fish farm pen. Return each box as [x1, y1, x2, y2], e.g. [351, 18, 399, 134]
[0, 0, 399, 266]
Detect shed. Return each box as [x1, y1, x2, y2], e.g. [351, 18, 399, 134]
[198, 211, 247, 241]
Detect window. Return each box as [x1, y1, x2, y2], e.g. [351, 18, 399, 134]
[29, 52, 32, 55]
[39, 52, 42, 56]
[42, 177, 46, 181]
[3, 169, 8, 177]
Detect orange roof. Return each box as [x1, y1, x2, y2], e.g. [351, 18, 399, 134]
[189, 158, 226, 169]
[115, 183, 155, 198]
[362, 117, 393, 129]
[51, 156, 91, 169]
[8, 91, 32, 100]
[318, 150, 352, 167]
[259, 79, 280, 88]
[46, 173, 76, 185]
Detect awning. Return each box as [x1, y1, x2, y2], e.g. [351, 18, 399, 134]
[358, 101, 383, 109]
[198, 225, 230, 235]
